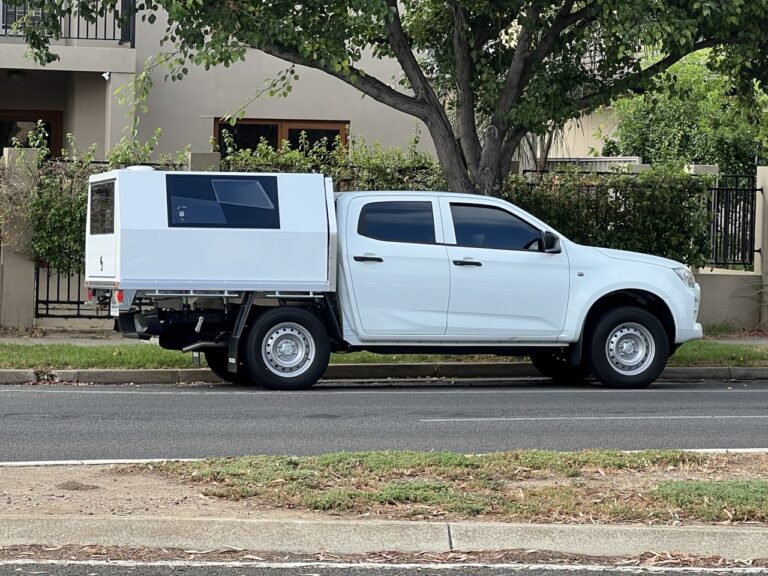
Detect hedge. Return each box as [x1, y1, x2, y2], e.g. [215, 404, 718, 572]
[504, 169, 711, 268]
[2, 129, 711, 270]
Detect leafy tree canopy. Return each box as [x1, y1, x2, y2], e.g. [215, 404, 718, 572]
[603, 51, 768, 173]
[11, 0, 768, 195]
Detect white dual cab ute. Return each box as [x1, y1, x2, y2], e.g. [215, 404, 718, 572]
[85, 168, 703, 390]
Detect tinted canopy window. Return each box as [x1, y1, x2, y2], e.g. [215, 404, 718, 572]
[358, 201, 435, 244]
[90, 181, 115, 235]
[167, 174, 279, 228]
[451, 204, 542, 251]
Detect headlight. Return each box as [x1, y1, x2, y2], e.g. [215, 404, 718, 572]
[673, 267, 696, 288]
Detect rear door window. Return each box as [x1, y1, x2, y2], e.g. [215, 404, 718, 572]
[357, 201, 436, 244]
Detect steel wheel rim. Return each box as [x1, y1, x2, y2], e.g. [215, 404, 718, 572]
[605, 322, 655, 376]
[262, 322, 315, 378]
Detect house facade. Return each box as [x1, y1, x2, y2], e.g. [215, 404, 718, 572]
[0, 3, 430, 160]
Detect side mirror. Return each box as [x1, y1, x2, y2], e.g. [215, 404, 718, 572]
[543, 231, 561, 254]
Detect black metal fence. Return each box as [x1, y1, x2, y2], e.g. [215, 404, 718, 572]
[34, 266, 103, 319]
[1, 0, 135, 45]
[707, 175, 761, 268]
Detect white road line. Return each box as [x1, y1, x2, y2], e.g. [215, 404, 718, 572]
[422, 415, 768, 423]
[0, 458, 202, 467]
[1, 559, 767, 573]
[3, 449, 768, 467]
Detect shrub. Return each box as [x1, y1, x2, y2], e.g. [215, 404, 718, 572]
[1, 125, 710, 271]
[503, 168, 711, 267]
[220, 129, 445, 191]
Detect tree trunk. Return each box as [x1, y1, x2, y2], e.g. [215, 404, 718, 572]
[425, 116, 477, 194]
[474, 127, 505, 197]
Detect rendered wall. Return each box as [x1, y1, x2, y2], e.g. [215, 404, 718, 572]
[694, 272, 761, 329]
[0, 148, 36, 328]
[0, 69, 69, 110]
[65, 73, 107, 157]
[132, 16, 434, 157]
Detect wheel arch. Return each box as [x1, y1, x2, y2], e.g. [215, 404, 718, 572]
[581, 289, 675, 349]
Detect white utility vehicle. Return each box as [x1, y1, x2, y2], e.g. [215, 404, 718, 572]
[85, 168, 702, 390]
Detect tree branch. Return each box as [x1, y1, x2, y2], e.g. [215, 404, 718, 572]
[500, 127, 528, 176]
[528, 1, 598, 70]
[575, 38, 721, 111]
[383, 0, 434, 101]
[449, 0, 481, 178]
[495, 5, 538, 121]
[259, 45, 429, 120]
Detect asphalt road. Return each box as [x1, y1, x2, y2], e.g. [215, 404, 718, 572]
[2, 379, 768, 462]
[2, 563, 766, 576]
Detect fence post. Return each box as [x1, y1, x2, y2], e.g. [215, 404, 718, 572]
[0, 148, 39, 328]
[758, 167, 768, 326]
[186, 152, 221, 172]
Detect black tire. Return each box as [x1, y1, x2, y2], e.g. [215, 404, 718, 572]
[587, 306, 669, 389]
[203, 349, 251, 385]
[244, 307, 330, 390]
[530, 349, 590, 382]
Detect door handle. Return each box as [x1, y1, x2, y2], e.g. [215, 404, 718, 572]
[354, 255, 384, 263]
[453, 260, 482, 267]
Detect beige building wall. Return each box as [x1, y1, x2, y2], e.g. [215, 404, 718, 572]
[0, 69, 112, 157]
[551, 108, 618, 159]
[0, 69, 69, 110]
[695, 272, 762, 329]
[2, 14, 433, 160]
[65, 72, 108, 156]
[132, 17, 433, 156]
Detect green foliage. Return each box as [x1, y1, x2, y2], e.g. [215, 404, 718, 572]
[1, 123, 185, 272]
[504, 168, 711, 267]
[604, 51, 768, 173]
[11, 0, 768, 195]
[220, 131, 446, 192]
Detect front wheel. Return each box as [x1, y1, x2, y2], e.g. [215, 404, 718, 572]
[245, 307, 330, 390]
[587, 307, 669, 389]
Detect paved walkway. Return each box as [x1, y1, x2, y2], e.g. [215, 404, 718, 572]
[0, 460, 767, 560]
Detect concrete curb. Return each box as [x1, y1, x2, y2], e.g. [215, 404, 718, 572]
[2, 363, 767, 385]
[1, 516, 766, 559]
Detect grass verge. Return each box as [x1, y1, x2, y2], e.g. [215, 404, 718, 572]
[147, 450, 768, 524]
[1, 340, 767, 369]
[667, 341, 768, 367]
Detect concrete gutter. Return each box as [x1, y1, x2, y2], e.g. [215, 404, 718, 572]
[1, 516, 766, 559]
[0, 363, 764, 385]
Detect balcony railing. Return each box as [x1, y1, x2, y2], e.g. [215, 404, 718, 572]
[0, 0, 135, 46]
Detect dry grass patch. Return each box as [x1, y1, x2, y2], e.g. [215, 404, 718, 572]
[147, 450, 768, 524]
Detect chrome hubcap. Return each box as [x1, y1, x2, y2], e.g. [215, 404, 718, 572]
[605, 322, 655, 376]
[262, 322, 315, 378]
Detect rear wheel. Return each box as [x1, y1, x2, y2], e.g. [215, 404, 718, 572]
[245, 307, 330, 390]
[587, 306, 669, 389]
[529, 349, 590, 382]
[203, 349, 250, 385]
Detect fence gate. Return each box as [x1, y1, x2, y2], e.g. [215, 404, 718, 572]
[707, 174, 761, 269]
[34, 266, 103, 319]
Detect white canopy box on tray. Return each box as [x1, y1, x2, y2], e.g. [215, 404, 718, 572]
[85, 167, 336, 292]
